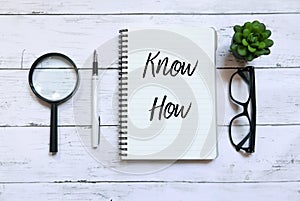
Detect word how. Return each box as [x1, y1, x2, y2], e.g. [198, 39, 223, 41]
[149, 95, 192, 121]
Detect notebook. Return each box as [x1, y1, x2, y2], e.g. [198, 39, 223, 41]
[118, 28, 217, 160]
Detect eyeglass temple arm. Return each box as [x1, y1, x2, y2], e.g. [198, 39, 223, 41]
[237, 71, 250, 85]
[235, 132, 251, 151]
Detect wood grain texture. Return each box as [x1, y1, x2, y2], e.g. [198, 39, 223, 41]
[0, 126, 299, 182]
[0, 68, 299, 126]
[0, 0, 299, 200]
[0, 182, 299, 201]
[0, 15, 299, 69]
[0, 0, 299, 14]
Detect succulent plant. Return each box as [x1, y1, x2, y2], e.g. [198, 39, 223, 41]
[230, 20, 274, 61]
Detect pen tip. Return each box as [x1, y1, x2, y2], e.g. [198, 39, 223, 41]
[93, 50, 98, 61]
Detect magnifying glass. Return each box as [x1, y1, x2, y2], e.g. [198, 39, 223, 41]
[28, 53, 79, 153]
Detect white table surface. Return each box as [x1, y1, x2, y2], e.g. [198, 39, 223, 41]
[0, 1, 299, 200]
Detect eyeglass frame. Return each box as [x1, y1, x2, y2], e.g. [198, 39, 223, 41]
[228, 66, 256, 153]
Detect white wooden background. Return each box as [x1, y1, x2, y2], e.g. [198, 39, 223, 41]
[0, 0, 299, 200]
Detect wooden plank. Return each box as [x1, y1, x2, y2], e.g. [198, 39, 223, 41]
[0, 0, 299, 14]
[0, 182, 299, 201]
[0, 69, 117, 126]
[0, 125, 299, 182]
[219, 68, 300, 125]
[0, 68, 298, 127]
[0, 15, 299, 69]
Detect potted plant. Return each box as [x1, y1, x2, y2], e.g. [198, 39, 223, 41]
[230, 20, 274, 61]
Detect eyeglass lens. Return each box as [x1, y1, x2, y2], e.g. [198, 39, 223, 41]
[230, 70, 250, 103]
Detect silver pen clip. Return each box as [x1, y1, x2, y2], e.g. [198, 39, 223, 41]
[98, 115, 101, 145]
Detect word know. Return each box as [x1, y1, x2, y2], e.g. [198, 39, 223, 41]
[143, 51, 198, 78]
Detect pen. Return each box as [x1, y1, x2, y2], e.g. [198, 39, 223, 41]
[92, 50, 99, 148]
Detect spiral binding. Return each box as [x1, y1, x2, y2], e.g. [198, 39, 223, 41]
[118, 29, 129, 157]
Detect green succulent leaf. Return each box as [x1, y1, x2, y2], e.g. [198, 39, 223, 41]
[264, 39, 274, 47]
[242, 38, 249, 46]
[234, 25, 243, 33]
[244, 22, 253, 31]
[254, 50, 264, 56]
[264, 48, 271, 55]
[262, 30, 272, 39]
[258, 42, 266, 49]
[237, 46, 247, 56]
[252, 24, 260, 33]
[233, 32, 243, 43]
[259, 22, 266, 32]
[255, 49, 270, 56]
[251, 41, 260, 48]
[246, 54, 255, 61]
[230, 43, 238, 51]
[243, 28, 251, 38]
[248, 45, 257, 53]
[248, 34, 258, 43]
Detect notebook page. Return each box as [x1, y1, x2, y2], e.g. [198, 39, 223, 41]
[123, 28, 216, 160]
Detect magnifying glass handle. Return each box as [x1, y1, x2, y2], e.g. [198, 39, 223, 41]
[50, 103, 58, 153]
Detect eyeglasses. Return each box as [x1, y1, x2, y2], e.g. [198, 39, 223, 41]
[229, 66, 256, 153]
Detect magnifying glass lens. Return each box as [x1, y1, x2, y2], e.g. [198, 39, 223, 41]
[32, 56, 78, 102]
